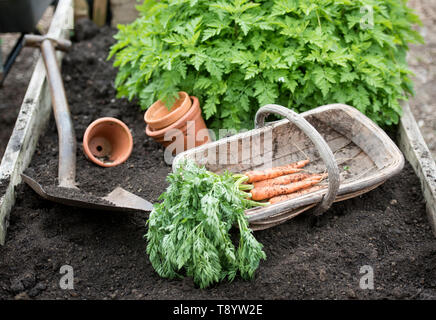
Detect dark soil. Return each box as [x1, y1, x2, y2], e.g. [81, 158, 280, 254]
[0, 46, 38, 158]
[43, 186, 115, 207]
[0, 20, 435, 300]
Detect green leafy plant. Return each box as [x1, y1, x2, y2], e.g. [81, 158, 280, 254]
[146, 160, 267, 288]
[109, 0, 422, 129]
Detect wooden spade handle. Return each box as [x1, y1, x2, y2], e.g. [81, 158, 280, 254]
[255, 104, 340, 216]
[24, 35, 77, 189]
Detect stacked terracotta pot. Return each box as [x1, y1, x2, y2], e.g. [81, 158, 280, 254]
[144, 92, 211, 154]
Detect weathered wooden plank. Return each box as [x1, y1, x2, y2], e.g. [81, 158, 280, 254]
[0, 0, 73, 245]
[398, 102, 436, 237]
[74, 0, 89, 21]
[93, 0, 108, 27]
[110, 0, 139, 27]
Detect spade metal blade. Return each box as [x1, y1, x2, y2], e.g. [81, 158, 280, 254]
[21, 174, 153, 213]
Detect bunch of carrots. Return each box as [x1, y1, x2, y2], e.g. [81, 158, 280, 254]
[235, 159, 327, 205]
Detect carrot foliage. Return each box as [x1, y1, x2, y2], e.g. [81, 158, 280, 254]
[145, 160, 266, 288]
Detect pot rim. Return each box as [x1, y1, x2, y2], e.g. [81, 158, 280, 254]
[145, 96, 201, 138]
[83, 117, 133, 168]
[144, 91, 191, 130]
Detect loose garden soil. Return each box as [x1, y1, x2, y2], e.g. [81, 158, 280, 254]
[0, 46, 39, 159]
[0, 6, 53, 159]
[0, 20, 435, 300]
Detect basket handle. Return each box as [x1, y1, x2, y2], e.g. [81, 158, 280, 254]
[255, 104, 340, 216]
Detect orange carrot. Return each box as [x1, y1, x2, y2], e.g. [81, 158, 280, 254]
[269, 185, 326, 204]
[244, 159, 310, 183]
[250, 173, 325, 201]
[253, 172, 314, 188]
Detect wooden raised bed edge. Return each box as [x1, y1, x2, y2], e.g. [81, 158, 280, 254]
[0, 0, 73, 245]
[398, 101, 436, 237]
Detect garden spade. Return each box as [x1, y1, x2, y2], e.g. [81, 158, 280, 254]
[21, 35, 153, 213]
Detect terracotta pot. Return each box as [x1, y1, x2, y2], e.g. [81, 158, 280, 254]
[144, 91, 192, 131]
[145, 96, 211, 154]
[83, 117, 133, 167]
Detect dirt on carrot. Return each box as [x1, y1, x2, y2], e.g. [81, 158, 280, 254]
[251, 174, 326, 201]
[269, 185, 326, 204]
[244, 159, 309, 183]
[253, 172, 314, 188]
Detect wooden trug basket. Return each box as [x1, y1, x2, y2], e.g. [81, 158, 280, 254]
[173, 104, 404, 231]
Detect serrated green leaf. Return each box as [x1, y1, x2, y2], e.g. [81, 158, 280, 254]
[111, 0, 423, 131]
